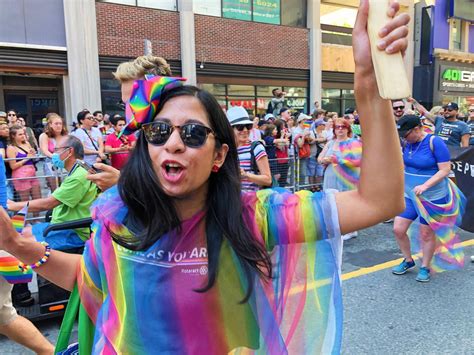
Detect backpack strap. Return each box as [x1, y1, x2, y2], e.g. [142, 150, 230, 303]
[250, 141, 263, 174]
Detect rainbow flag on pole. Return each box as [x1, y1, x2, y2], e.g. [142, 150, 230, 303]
[0, 204, 33, 284]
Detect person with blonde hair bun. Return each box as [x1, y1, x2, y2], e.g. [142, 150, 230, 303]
[88, 55, 173, 191]
[114, 55, 172, 104]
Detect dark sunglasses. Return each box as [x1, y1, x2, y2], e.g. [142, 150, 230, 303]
[393, 106, 404, 111]
[334, 125, 347, 130]
[142, 121, 215, 148]
[233, 124, 253, 131]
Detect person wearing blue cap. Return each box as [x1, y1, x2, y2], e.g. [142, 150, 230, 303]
[428, 102, 469, 147]
[393, 114, 465, 282]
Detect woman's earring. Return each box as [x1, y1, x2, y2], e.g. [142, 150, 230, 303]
[211, 164, 220, 173]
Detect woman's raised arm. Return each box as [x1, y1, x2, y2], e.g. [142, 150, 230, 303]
[335, 0, 407, 234]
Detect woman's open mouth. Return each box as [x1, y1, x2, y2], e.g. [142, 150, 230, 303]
[161, 161, 186, 183]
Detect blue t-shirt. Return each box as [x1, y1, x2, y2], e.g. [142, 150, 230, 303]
[434, 116, 470, 146]
[263, 136, 276, 159]
[403, 134, 450, 175]
[0, 155, 7, 209]
[468, 120, 474, 146]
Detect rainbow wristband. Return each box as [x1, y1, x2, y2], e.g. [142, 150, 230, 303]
[18, 242, 51, 274]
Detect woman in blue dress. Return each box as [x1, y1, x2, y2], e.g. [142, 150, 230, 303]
[392, 115, 465, 282]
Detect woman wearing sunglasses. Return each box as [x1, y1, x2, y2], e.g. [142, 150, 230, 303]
[392, 115, 465, 282]
[318, 118, 362, 241]
[0, 2, 408, 353]
[226, 106, 272, 192]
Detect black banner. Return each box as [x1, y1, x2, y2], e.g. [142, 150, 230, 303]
[450, 146, 474, 232]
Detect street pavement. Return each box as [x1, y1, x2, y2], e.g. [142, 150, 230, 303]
[0, 222, 473, 354]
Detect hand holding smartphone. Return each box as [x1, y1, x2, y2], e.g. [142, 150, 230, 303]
[76, 160, 99, 174]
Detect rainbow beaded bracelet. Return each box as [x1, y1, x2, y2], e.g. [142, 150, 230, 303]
[18, 242, 51, 274]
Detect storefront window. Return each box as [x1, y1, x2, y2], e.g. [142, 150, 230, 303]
[228, 97, 255, 114]
[215, 97, 227, 111]
[222, 0, 252, 21]
[450, 18, 463, 51]
[100, 77, 124, 116]
[322, 88, 354, 116]
[100, 0, 135, 5]
[194, 0, 221, 16]
[281, 0, 306, 27]
[198, 83, 308, 117]
[322, 88, 340, 99]
[285, 87, 306, 97]
[256, 85, 281, 96]
[137, 0, 177, 10]
[219, 0, 305, 27]
[99, 0, 177, 10]
[284, 87, 307, 112]
[201, 83, 226, 96]
[228, 85, 255, 96]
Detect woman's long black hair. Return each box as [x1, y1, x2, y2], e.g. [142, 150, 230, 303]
[116, 85, 272, 301]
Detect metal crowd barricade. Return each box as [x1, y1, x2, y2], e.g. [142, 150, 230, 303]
[266, 156, 323, 192]
[4, 155, 68, 223]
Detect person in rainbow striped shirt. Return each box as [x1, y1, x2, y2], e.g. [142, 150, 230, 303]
[0, 2, 410, 353]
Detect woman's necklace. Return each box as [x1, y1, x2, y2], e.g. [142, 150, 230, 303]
[407, 135, 426, 159]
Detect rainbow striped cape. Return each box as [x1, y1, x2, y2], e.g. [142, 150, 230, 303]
[77, 187, 343, 354]
[329, 138, 362, 190]
[0, 205, 33, 284]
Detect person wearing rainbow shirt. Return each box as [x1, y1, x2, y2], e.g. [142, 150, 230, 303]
[0, 2, 410, 353]
[318, 117, 362, 241]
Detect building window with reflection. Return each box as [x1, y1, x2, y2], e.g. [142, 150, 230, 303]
[321, 88, 355, 117]
[199, 83, 308, 117]
[450, 18, 464, 51]
[98, 0, 177, 11]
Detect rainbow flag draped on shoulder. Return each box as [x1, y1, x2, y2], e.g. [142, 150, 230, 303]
[0, 205, 33, 284]
[329, 138, 362, 190]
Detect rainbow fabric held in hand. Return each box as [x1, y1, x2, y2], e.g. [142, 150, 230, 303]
[119, 75, 186, 137]
[330, 138, 362, 190]
[407, 179, 466, 273]
[0, 204, 33, 284]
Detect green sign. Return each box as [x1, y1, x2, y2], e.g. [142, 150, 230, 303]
[439, 65, 474, 93]
[223, 0, 252, 21]
[442, 68, 474, 82]
[253, 0, 280, 24]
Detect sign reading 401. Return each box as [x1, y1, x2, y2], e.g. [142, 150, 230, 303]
[442, 68, 474, 82]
